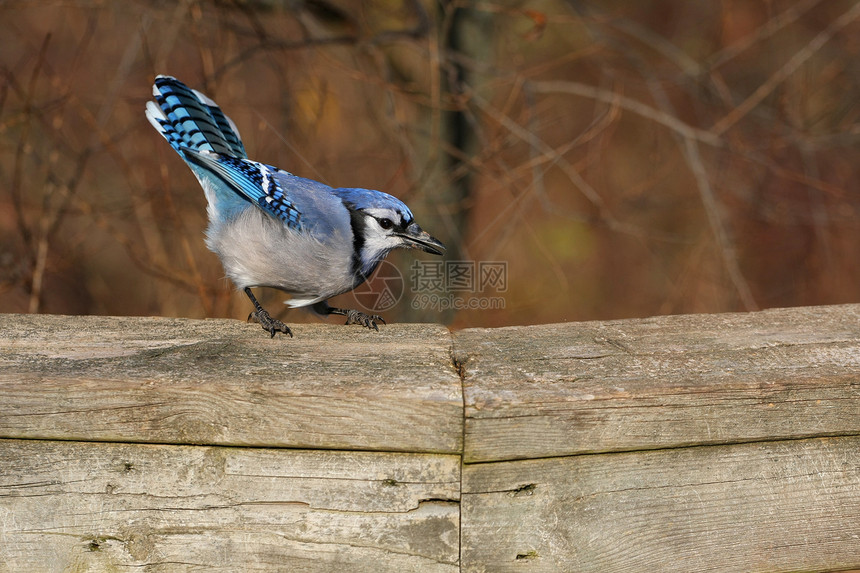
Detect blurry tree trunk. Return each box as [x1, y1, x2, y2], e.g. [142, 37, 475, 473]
[410, 1, 492, 323]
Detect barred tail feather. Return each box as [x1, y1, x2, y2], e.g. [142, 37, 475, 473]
[145, 75, 246, 159]
[147, 75, 303, 231]
[191, 88, 247, 158]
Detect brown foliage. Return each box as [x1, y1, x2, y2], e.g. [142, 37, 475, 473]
[2, 0, 859, 328]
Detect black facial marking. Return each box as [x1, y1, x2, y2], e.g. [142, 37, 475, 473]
[346, 207, 367, 278]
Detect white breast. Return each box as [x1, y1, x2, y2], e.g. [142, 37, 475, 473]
[205, 204, 357, 306]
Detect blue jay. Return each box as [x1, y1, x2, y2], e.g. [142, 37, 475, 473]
[145, 76, 445, 337]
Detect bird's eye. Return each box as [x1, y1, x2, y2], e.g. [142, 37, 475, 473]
[379, 218, 394, 230]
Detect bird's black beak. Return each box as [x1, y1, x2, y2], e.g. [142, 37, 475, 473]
[399, 223, 446, 256]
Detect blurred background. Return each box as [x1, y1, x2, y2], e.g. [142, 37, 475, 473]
[2, 0, 859, 329]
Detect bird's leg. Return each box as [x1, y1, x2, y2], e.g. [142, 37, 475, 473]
[244, 287, 293, 338]
[312, 301, 386, 331]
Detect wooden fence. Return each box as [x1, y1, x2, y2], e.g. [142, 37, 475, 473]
[1, 305, 859, 572]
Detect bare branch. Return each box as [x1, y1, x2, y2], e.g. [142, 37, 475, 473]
[531, 80, 722, 147]
[712, 1, 860, 135]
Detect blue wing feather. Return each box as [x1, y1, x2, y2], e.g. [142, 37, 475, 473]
[183, 151, 302, 230]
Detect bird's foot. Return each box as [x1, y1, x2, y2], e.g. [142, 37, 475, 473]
[248, 309, 293, 338]
[343, 309, 386, 331]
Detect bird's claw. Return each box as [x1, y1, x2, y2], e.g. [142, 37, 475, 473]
[343, 310, 385, 331]
[248, 310, 293, 338]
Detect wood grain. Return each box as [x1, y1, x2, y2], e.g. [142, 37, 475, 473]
[455, 304, 860, 462]
[0, 439, 460, 572]
[3, 308, 860, 571]
[0, 314, 461, 453]
[461, 436, 860, 573]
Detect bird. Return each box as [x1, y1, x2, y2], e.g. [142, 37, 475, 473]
[145, 75, 445, 338]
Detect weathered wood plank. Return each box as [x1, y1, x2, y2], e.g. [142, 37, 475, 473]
[456, 304, 860, 462]
[0, 314, 461, 453]
[0, 439, 460, 572]
[461, 436, 860, 573]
